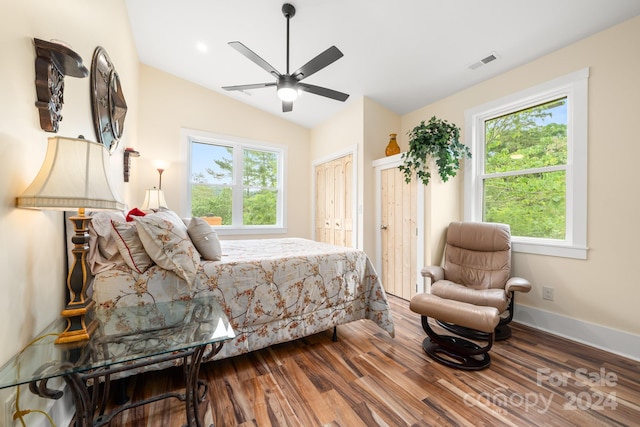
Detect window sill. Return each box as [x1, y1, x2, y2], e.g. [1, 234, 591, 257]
[512, 240, 588, 260]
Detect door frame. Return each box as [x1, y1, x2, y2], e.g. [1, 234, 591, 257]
[372, 153, 426, 295]
[312, 145, 359, 248]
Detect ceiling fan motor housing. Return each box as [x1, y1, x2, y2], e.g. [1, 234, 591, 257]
[282, 3, 296, 18]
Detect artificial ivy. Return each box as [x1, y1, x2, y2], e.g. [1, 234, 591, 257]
[398, 116, 471, 186]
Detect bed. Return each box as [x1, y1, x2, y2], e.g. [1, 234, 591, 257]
[85, 210, 395, 368]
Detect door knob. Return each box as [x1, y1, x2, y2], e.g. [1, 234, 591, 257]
[380, 225, 388, 230]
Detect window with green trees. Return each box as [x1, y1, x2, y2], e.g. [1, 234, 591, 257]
[189, 138, 283, 230]
[465, 69, 588, 259]
[483, 98, 567, 239]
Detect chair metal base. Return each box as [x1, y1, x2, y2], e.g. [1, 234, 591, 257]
[422, 337, 491, 370]
[421, 316, 494, 371]
[437, 320, 512, 341]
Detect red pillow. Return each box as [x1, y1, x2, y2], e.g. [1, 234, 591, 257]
[126, 208, 146, 222]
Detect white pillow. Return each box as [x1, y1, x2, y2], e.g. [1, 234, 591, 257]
[134, 210, 201, 286]
[187, 217, 222, 261]
[110, 221, 153, 273]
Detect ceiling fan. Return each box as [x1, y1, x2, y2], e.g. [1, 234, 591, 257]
[222, 3, 349, 113]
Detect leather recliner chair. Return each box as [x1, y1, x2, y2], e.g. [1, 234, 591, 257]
[421, 221, 531, 341]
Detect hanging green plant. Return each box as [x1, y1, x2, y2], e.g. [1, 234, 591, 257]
[398, 116, 471, 186]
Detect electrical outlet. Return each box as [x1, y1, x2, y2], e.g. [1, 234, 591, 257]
[4, 391, 17, 427]
[543, 286, 554, 301]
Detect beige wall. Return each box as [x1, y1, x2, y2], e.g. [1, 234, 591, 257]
[310, 97, 400, 256]
[400, 16, 640, 335]
[400, 107, 467, 267]
[136, 65, 311, 239]
[310, 98, 365, 244]
[362, 99, 401, 257]
[310, 17, 640, 337]
[0, 0, 138, 367]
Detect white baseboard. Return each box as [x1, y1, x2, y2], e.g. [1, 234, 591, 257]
[46, 389, 74, 427]
[514, 304, 640, 362]
[30, 386, 74, 427]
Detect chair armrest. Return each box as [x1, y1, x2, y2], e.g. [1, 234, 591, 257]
[421, 266, 444, 282]
[506, 277, 531, 294]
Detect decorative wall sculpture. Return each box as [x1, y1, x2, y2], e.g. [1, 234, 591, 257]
[33, 38, 88, 132]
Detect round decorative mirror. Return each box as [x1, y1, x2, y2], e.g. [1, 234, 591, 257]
[90, 46, 127, 153]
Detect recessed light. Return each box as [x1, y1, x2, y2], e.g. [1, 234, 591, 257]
[197, 42, 208, 52]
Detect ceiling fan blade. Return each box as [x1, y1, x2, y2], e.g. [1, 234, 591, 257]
[292, 46, 344, 81]
[222, 82, 276, 91]
[228, 41, 281, 77]
[298, 83, 349, 102]
[282, 101, 293, 112]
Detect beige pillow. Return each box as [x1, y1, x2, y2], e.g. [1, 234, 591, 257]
[187, 217, 222, 261]
[134, 210, 201, 286]
[110, 221, 154, 274]
[87, 211, 127, 273]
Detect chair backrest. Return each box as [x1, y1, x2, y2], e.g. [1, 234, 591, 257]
[443, 222, 512, 290]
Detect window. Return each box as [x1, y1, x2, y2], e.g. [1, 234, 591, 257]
[186, 131, 286, 235]
[464, 69, 588, 259]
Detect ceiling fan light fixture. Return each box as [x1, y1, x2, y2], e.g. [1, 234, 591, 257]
[277, 86, 298, 102]
[277, 77, 298, 101]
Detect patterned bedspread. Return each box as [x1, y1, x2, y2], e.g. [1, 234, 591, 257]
[92, 238, 395, 362]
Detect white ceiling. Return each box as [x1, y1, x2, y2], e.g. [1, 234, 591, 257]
[125, 0, 640, 129]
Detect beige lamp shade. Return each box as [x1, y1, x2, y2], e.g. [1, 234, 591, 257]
[16, 136, 125, 211]
[141, 188, 168, 211]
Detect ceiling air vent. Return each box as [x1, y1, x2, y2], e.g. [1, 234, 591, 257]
[468, 52, 499, 70]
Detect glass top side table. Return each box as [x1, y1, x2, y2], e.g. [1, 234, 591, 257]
[0, 295, 235, 427]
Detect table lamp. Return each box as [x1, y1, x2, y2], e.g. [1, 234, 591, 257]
[16, 136, 125, 344]
[141, 168, 168, 212]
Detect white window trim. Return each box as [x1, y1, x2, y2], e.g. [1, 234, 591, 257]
[181, 128, 287, 236]
[464, 68, 589, 259]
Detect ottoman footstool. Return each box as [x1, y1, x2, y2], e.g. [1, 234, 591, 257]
[410, 293, 500, 370]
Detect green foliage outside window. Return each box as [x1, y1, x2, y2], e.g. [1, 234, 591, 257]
[483, 98, 568, 239]
[191, 185, 232, 225]
[243, 189, 277, 225]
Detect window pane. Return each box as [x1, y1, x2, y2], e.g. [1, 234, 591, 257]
[485, 98, 567, 174]
[191, 142, 233, 185]
[190, 184, 232, 225]
[243, 149, 278, 188]
[188, 135, 284, 230]
[483, 171, 566, 239]
[243, 189, 277, 225]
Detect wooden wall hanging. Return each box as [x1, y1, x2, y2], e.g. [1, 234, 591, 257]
[34, 38, 88, 132]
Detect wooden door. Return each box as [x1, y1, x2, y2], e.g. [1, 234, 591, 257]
[380, 166, 418, 300]
[314, 154, 354, 248]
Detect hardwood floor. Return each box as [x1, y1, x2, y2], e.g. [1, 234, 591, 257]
[106, 295, 639, 426]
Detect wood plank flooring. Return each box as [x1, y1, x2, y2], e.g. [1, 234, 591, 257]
[105, 295, 640, 426]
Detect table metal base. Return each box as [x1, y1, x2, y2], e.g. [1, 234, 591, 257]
[29, 342, 224, 427]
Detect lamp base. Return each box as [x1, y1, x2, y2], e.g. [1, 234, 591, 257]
[57, 209, 97, 345]
[55, 299, 98, 344]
